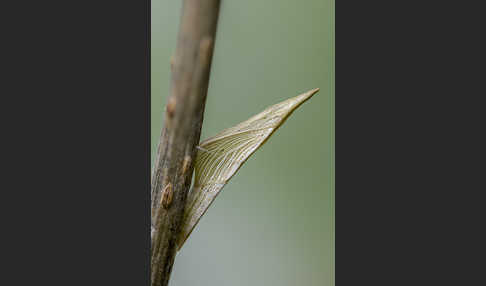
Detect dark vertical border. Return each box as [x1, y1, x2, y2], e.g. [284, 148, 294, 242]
[146, 0, 152, 282]
[3, 0, 151, 284]
[336, 1, 485, 285]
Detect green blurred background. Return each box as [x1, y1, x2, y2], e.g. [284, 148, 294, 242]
[152, 1, 334, 285]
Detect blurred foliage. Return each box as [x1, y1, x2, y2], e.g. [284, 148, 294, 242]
[152, 1, 334, 285]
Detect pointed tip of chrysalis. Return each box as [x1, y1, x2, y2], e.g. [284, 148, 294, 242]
[176, 88, 320, 250]
[303, 87, 320, 100]
[295, 87, 319, 101]
[286, 88, 320, 111]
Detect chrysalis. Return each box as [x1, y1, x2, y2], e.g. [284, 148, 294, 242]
[177, 88, 320, 249]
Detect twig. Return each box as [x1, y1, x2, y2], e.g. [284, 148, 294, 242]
[150, 1, 221, 285]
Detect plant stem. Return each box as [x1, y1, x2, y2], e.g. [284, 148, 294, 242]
[150, 1, 221, 285]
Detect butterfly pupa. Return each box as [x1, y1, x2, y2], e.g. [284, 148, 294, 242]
[177, 88, 320, 249]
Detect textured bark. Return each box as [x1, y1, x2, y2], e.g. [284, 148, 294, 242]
[151, 1, 221, 285]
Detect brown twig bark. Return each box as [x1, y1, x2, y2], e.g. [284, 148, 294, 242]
[150, 1, 221, 285]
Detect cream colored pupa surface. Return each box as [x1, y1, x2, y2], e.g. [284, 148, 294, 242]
[177, 88, 319, 249]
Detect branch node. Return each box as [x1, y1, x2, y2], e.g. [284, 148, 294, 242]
[199, 37, 214, 66]
[161, 183, 173, 209]
[166, 96, 176, 119]
[181, 155, 192, 175]
[170, 56, 175, 72]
